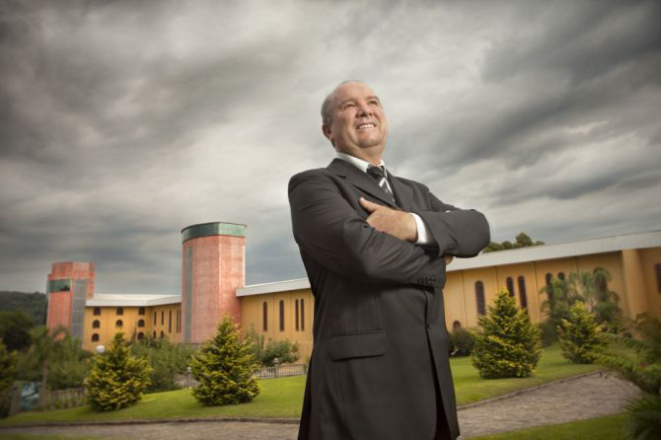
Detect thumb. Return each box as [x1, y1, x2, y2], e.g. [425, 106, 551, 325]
[359, 197, 381, 212]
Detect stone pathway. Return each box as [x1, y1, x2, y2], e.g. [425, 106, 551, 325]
[0, 372, 640, 440]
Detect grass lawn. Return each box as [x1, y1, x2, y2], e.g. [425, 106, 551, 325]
[0, 341, 634, 426]
[470, 411, 628, 439]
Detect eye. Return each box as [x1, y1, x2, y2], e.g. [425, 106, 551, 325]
[343, 102, 355, 109]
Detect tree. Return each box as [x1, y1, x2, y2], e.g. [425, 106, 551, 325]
[189, 316, 260, 405]
[0, 311, 34, 352]
[26, 325, 67, 406]
[539, 276, 583, 337]
[595, 313, 661, 438]
[557, 302, 606, 364]
[483, 232, 545, 253]
[47, 334, 93, 390]
[471, 288, 542, 378]
[243, 327, 300, 367]
[85, 332, 152, 411]
[569, 268, 622, 333]
[131, 335, 194, 392]
[0, 340, 17, 418]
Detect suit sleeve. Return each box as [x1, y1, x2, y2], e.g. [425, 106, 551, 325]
[413, 192, 491, 258]
[289, 172, 444, 287]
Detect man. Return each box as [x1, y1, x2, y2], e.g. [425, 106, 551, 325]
[288, 81, 490, 440]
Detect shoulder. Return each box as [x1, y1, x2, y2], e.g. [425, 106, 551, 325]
[392, 174, 431, 193]
[288, 167, 335, 193]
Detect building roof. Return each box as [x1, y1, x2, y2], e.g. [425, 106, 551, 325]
[236, 230, 661, 297]
[86, 294, 181, 307]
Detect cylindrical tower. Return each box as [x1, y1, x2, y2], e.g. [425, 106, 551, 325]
[46, 261, 95, 340]
[181, 222, 246, 343]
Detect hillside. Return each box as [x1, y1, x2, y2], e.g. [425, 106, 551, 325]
[0, 291, 47, 324]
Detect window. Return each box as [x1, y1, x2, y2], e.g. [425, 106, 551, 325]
[518, 276, 528, 309]
[558, 272, 566, 281]
[138, 319, 145, 328]
[116, 319, 123, 328]
[153, 312, 157, 325]
[656, 264, 661, 293]
[279, 300, 285, 332]
[452, 320, 461, 330]
[153, 331, 156, 339]
[301, 298, 305, 331]
[116, 307, 124, 316]
[594, 267, 609, 292]
[161, 311, 164, 325]
[177, 310, 181, 333]
[475, 281, 486, 316]
[506, 277, 514, 297]
[295, 299, 299, 331]
[137, 332, 144, 340]
[545, 273, 552, 286]
[263, 301, 268, 332]
[92, 320, 100, 329]
[168, 310, 172, 333]
[93, 307, 101, 316]
[160, 331, 165, 339]
[91, 333, 99, 342]
[138, 307, 145, 315]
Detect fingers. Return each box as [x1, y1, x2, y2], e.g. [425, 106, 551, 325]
[445, 255, 454, 265]
[359, 197, 383, 213]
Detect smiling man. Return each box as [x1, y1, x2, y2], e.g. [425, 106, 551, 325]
[288, 81, 490, 440]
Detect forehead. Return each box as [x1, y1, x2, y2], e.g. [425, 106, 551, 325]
[331, 82, 379, 104]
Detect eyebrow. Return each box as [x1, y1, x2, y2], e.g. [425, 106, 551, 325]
[338, 96, 382, 107]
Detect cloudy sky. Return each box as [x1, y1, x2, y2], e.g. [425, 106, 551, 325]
[1, 0, 660, 295]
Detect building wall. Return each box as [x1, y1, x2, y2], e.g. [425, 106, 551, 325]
[82, 304, 182, 351]
[240, 289, 315, 361]
[640, 247, 661, 319]
[46, 262, 95, 339]
[182, 234, 244, 344]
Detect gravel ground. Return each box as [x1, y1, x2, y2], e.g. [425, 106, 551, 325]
[0, 372, 640, 440]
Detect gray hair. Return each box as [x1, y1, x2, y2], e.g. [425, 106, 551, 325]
[320, 80, 366, 127]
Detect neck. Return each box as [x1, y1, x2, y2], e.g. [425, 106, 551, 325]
[337, 147, 383, 166]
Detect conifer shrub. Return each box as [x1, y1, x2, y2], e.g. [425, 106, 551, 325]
[557, 302, 606, 364]
[189, 316, 260, 405]
[471, 288, 542, 378]
[0, 340, 16, 418]
[85, 332, 152, 411]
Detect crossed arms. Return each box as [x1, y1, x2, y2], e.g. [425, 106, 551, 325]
[288, 171, 490, 287]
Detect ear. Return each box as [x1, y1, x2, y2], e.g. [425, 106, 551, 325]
[322, 124, 333, 144]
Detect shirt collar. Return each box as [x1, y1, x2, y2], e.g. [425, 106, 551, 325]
[335, 152, 388, 176]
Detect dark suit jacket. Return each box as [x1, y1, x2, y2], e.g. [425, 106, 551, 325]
[288, 158, 490, 440]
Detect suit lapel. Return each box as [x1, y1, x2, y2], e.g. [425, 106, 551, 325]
[388, 174, 415, 212]
[327, 159, 398, 208]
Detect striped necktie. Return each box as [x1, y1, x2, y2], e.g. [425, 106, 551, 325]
[367, 165, 396, 204]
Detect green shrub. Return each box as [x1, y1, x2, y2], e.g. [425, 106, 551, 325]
[0, 340, 16, 418]
[558, 302, 606, 364]
[537, 319, 558, 347]
[624, 393, 661, 440]
[471, 288, 542, 378]
[131, 336, 194, 392]
[85, 332, 152, 411]
[449, 328, 475, 356]
[189, 317, 260, 405]
[243, 326, 300, 367]
[47, 335, 92, 390]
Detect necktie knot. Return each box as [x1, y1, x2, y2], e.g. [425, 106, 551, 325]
[367, 165, 386, 179]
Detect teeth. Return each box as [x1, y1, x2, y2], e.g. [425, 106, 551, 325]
[358, 123, 375, 129]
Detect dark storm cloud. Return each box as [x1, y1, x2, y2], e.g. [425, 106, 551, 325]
[1, 0, 659, 293]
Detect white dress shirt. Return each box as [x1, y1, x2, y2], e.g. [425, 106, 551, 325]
[335, 152, 434, 246]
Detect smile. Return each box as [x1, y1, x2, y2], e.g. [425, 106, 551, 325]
[357, 123, 375, 130]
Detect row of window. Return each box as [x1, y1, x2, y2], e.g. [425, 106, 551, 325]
[262, 299, 305, 332]
[475, 276, 529, 316]
[93, 307, 146, 316]
[91, 313, 181, 333]
[91, 331, 167, 343]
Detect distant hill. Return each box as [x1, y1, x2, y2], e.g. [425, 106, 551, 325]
[0, 291, 47, 325]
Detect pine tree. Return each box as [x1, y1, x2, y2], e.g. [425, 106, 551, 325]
[471, 288, 542, 378]
[557, 302, 606, 364]
[85, 332, 152, 412]
[189, 316, 260, 405]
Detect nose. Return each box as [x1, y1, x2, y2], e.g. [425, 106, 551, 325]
[356, 100, 372, 117]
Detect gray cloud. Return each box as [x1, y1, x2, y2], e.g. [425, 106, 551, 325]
[1, 0, 659, 294]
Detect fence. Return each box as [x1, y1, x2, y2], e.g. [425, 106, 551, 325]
[254, 363, 307, 379]
[8, 382, 87, 415]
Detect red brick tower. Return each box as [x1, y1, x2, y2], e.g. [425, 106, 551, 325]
[181, 222, 246, 343]
[46, 262, 95, 340]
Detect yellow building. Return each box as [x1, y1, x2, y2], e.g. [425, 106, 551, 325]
[72, 230, 661, 359]
[82, 294, 182, 352]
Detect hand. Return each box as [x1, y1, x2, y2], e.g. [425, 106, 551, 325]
[359, 197, 417, 242]
[445, 255, 454, 265]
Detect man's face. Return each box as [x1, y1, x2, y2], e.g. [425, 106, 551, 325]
[323, 82, 388, 160]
